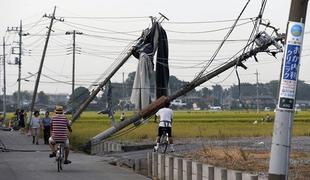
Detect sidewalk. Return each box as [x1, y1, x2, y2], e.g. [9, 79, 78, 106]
[0, 130, 149, 180]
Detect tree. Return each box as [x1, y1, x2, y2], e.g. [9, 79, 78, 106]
[12, 91, 32, 106]
[37, 91, 49, 104]
[212, 85, 223, 106]
[68, 87, 91, 110]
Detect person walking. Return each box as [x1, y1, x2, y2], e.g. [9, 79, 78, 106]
[42, 111, 51, 144]
[18, 109, 26, 134]
[29, 111, 42, 145]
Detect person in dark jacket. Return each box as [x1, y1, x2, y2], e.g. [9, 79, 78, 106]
[42, 111, 51, 144]
[18, 109, 25, 133]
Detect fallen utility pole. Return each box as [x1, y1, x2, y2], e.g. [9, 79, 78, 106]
[72, 49, 133, 122]
[91, 34, 282, 144]
[268, 0, 308, 179]
[29, 6, 63, 121]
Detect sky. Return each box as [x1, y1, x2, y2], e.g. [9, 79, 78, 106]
[0, 0, 309, 95]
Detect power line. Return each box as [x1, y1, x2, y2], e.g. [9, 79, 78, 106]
[165, 20, 253, 34]
[62, 16, 151, 19]
[164, 17, 255, 24]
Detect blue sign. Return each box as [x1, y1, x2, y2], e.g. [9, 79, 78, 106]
[283, 44, 300, 81]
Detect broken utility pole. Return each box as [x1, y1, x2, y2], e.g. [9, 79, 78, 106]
[91, 32, 283, 144]
[72, 49, 134, 122]
[268, 0, 308, 179]
[72, 13, 169, 122]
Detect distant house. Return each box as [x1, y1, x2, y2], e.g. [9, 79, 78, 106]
[242, 95, 276, 109]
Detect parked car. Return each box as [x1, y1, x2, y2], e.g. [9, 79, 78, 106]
[39, 109, 46, 115]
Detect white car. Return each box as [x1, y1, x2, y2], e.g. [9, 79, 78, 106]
[39, 109, 46, 115]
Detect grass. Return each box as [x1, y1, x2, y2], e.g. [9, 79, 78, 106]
[3, 110, 310, 150]
[67, 110, 310, 150]
[185, 147, 310, 178]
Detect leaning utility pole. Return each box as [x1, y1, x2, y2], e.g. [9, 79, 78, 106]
[268, 0, 308, 180]
[65, 30, 82, 117]
[71, 14, 169, 122]
[2, 37, 7, 122]
[72, 50, 133, 122]
[29, 6, 63, 120]
[255, 70, 259, 113]
[91, 33, 282, 144]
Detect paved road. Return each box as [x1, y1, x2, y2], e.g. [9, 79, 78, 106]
[0, 130, 149, 180]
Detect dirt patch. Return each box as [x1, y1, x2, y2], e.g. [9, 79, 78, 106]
[183, 147, 310, 179]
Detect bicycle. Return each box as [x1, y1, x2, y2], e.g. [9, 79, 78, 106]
[55, 142, 65, 172]
[154, 121, 171, 154]
[158, 128, 169, 153]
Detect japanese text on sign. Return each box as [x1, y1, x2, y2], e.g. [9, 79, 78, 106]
[283, 44, 300, 81]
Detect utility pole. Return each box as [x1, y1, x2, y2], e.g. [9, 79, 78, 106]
[18, 20, 22, 109]
[29, 6, 63, 121]
[7, 20, 28, 109]
[65, 30, 82, 117]
[2, 37, 7, 122]
[268, 0, 308, 179]
[255, 70, 259, 113]
[72, 47, 133, 122]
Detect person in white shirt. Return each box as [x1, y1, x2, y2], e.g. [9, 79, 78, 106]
[154, 102, 174, 152]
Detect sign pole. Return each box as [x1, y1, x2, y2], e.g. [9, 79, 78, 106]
[268, 0, 308, 179]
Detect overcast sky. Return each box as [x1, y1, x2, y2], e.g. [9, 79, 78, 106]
[0, 0, 309, 95]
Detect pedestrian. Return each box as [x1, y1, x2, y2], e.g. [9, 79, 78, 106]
[10, 109, 20, 130]
[42, 111, 51, 144]
[18, 109, 26, 134]
[29, 111, 42, 145]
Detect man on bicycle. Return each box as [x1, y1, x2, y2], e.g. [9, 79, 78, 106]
[49, 106, 72, 164]
[154, 102, 174, 152]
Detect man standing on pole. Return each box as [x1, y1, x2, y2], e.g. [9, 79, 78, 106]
[268, 0, 308, 179]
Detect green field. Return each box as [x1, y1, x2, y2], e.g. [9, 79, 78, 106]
[69, 110, 310, 150]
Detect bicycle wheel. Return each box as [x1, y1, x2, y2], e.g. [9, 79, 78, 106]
[162, 142, 168, 154]
[161, 134, 168, 154]
[59, 147, 63, 170]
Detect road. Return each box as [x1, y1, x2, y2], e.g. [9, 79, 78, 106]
[0, 130, 149, 180]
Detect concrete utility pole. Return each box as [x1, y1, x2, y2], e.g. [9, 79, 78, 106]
[255, 70, 259, 113]
[268, 0, 308, 179]
[2, 37, 7, 122]
[65, 30, 82, 117]
[29, 6, 63, 121]
[18, 20, 22, 109]
[7, 20, 28, 109]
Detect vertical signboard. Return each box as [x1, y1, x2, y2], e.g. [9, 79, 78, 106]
[278, 22, 304, 110]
